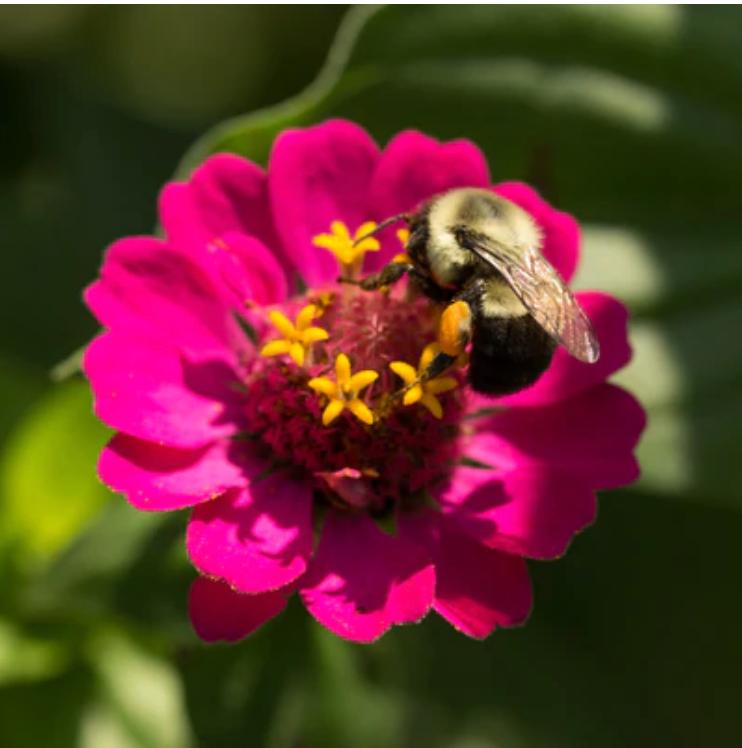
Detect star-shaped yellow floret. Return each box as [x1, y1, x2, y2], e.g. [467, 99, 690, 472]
[308, 354, 379, 426]
[260, 304, 328, 366]
[313, 221, 380, 272]
[390, 343, 458, 419]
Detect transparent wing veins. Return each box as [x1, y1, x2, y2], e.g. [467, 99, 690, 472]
[462, 232, 600, 363]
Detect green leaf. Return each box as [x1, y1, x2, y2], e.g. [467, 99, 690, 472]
[577, 225, 742, 319]
[0, 618, 69, 686]
[0, 381, 111, 567]
[83, 632, 193, 748]
[0, 356, 45, 445]
[2, 384, 188, 630]
[302, 625, 405, 748]
[179, 7, 742, 220]
[370, 491, 742, 748]
[180, 605, 302, 748]
[174, 5, 381, 171]
[0, 667, 94, 748]
[578, 227, 742, 507]
[2, 634, 193, 748]
[20, 501, 173, 623]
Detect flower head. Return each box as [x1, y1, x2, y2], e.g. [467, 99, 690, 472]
[84, 120, 645, 643]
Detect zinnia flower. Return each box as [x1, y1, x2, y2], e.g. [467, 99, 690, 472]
[84, 120, 645, 643]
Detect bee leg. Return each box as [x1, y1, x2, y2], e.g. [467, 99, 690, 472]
[438, 300, 473, 358]
[343, 262, 451, 304]
[356, 262, 409, 290]
[418, 351, 459, 384]
[392, 350, 459, 404]
[392, 300, 472, 403]
[336, 262, 405, 288]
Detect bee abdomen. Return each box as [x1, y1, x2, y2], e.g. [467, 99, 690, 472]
[468, 315, 556, 396]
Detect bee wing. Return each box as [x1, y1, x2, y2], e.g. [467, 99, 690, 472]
[465, 236, 600, 363]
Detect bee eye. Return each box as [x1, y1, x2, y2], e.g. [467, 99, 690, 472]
[453, 226, 467, 242]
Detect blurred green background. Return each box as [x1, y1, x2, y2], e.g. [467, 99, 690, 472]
[1, 6, 741, 747]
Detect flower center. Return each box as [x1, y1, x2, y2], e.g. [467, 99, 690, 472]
[241, 221, 467, 513]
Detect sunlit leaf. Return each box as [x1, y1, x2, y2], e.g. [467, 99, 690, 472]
[0, 618, 69, 686]
[84, 632, 193, 748]
[0, 381, 111, 567]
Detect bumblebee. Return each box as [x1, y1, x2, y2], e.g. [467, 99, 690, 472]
[355, 188, 599, 397]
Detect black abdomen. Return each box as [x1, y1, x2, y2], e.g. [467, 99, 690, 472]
[468, 314, 556, 396]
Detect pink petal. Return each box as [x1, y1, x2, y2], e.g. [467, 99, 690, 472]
[159, 183, 199, 245]
[159, 154, 288, 276]
[467, 384, 646, 490]
[187, 472, 314, 594]
[99, 433, 257, 511]
[494, 182, 580, 283]
[366, 131, 490, 272]
[435, 465, 596, 559]
[399, 509, 532, 639]
[491, 292, 632, 408]
[207, 232, 288, 307]
[189, 576, 286, 643]
[84, 331, 244, 448]
[300, 511, 435, 643]
[268, 120, 380, 287]
[85, 236, 244, 356]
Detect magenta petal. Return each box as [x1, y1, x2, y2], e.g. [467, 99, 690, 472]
[84, 331, 243, 448]
[187, 472, 314, 594]
[496, 292, 632, 407]
[160, 154, 287, 270]
[370, 131, 490, 217]
[300, 511, 435, 643]
[494, 182, 580, 283]
[399, 509, 532, 639]
[208, 232, 288, 307]
[85, 236, 242, 356]
[99, 433, 257, 511]
[435, 465, 596, 559]
[269, 120, 380, 287]
[159, 183, 198, 244]
[366, 131, 491, 271]
[469, 384, 646, 490]
[189, 576, 286, 643]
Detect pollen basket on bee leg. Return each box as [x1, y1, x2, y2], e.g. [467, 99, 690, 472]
[438, 301, 472, 357]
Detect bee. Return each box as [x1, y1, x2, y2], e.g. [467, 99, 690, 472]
[353, 188, 599, 397]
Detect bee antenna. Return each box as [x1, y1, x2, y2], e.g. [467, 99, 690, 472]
[353, 214, 409, 246]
